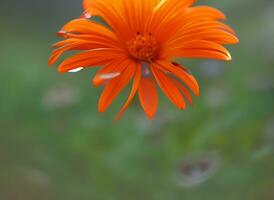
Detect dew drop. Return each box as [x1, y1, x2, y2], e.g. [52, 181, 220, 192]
[83, 11, 92, 19]
[99, 72, 120, 80]
[58, 30, 66, 34]
[57, 30, 67, 37]
[69, 67, 84, 73]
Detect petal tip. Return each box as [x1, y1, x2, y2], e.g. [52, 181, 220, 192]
[195, 90, 200, 97]
[48, 58, 54, 66]
[146, 113, 156, 120]
[57, 66, 67, 73]
[98, 107, 105, 113]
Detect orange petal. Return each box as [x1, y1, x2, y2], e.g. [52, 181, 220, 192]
[169, 30, 239, 46]
[92, 59, 129, 86]
[83, 0, 131, 40]
[115, 62, 142, 121]
[138, 76, 158, 119]
[181, 20, 236, 35]
[93, 72, 121, 86]
[177, 49, 231, 61]
[59, 33, 121, 48]
[157, 61, 200, 96]
[60, 18, 115, 39]
[151, 0, 195, 34]
[172, 78, 193, 104]
[151, 65, 186, 109]
[57, 49, 125, 73]
[185, 6, 226, 20]
[49, 41, 108, 66]
[98, 60, 136, 112]
[163, 40, 232, 61]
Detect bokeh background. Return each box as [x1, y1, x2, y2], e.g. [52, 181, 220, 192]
[1, 0, 274, 199]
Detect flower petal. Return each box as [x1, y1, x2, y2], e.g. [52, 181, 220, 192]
[172, 78, 193, 104]
[115, 62, 142, 121]
[49, 40, 111, 66]
[151, 0, 195, 34]
[167, 30, 239, 47]
[83, 0, 131, 39]
[59, 18, 118, 42]
[57, 49, 125, 73]
[185, 6, 226, 20]
[163, 40, 232, 61]
[180, 20, 236, 35]
[151, 65, 186, 109]
[92, 59, 129, 86]
[175, 49, 231, 61]
[98, 60, 136, 112]
[138, 76, 158, 119]
[157, 61, 200, 96]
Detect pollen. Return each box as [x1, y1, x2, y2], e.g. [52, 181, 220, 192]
[127, 32, 159, 61]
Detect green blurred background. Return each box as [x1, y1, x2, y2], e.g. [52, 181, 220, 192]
[1, 0, 274, 199]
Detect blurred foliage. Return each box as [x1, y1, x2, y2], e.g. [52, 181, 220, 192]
[0, 0, 274, 199]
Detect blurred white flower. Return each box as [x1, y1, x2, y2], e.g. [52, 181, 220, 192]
[43, 85, 79, 109]
[175, 151, 221, 188]
[204, 86, 230, 109]
[16, 165, 50, 187]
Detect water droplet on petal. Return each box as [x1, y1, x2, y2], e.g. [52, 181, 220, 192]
[99, 72, 120, 80]
[58, 30, 66, 34]
[82, 11, 92, 19]
[69, 67, 84, 73]
[57, 30, 67, 37]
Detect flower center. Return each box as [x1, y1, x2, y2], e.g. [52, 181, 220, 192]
[127, 32, 159, 62]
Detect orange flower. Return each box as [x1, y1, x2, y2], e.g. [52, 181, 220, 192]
[49, 0, 238, 121]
